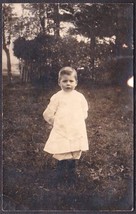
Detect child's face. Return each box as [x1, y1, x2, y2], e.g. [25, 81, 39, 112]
[59, 74, 77, 92]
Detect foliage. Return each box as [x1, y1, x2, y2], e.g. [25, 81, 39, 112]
[72, 3, 133, 82]
[13, 3, 47, 38]
[2, 4, 17, 43]
[73, 3, 133, 42]
[14, 3, 72, 38]
[13, 33, 91, 82]
[13, 34, 53, 61]
[12, 3, 133, 84]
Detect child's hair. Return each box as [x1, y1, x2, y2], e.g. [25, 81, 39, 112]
[58, 66, 77, 81]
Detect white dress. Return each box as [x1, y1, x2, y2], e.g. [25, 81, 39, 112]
[43, 90, 89, 155]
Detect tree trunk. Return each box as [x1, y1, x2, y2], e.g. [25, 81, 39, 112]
[90, 31, 95, 80]
[3, 26, 12, 84]
[54, 3, 60, 38]
[3, 45, 12, 84]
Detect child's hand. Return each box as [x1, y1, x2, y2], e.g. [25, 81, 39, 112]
[48, 124, 53, 130]
[48, 118, 54, 126]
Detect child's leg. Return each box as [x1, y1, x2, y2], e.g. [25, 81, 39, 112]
[56, 160, 67, 185]
[66, 151, 82, 186]
[67, 159, 77, 185]
[53, 151, 82, 187]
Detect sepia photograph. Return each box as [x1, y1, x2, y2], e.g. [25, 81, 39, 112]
[2, 2, 134, 212]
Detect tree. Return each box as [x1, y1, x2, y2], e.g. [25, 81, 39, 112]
[13, 32, 90, 83]
[12, 3, 133, 85]
[12, 3, 77, 82]
[2, 4, 14, 84]
[19, 3, 61, 38]
[72, 3, 133, 82]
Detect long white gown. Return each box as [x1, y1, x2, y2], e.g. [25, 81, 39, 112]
[43, 90, 89, 155]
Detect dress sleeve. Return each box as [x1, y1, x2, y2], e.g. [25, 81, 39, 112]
[43, 94, 59, 125]
[81, 95, 88, 119]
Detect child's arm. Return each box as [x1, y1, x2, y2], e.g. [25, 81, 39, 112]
[43, 94, 58, 125]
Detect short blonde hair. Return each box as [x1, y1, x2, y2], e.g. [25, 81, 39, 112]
[58, 66, 77, 81]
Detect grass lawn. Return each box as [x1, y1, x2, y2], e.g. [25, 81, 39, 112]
[2, 76, 133, 211]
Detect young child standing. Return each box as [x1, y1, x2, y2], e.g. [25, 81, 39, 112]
[43, 66, 89, 187]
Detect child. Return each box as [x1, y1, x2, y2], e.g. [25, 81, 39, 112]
[43, 66, 89, 187]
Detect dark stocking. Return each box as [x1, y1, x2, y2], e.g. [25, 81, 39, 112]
[56, 160, 67, 185]
[66, 160, 77, 185]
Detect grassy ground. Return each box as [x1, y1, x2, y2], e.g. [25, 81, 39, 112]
[2, 76, 133, 211]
